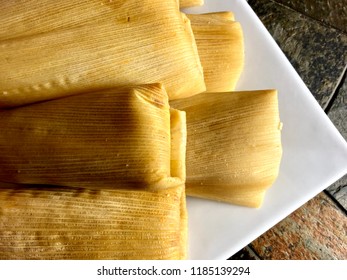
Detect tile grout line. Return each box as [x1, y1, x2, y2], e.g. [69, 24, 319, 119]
[247, 244, 262, 260]
[261, 0, 347, 112]
[323, 63, 347, 215]
[323, 190, 347, 216]
[267, 0, 347, 36]
[324, 64, 347, 113]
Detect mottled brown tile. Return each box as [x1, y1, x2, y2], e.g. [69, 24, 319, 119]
[248, 0, 347, 108]
[326, 73, 347, 209]
[251, 193, 347, 259]
[272, 0, 347, 33]
[228, 246, 260, 260]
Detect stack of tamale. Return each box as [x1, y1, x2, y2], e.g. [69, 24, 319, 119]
[0, 0, 282, 260]
[0, 84, 188, 260]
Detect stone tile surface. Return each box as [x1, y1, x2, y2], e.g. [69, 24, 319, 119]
[272, 0, 347, 33]
[251, 193, 347, 259]
[248, 0, 347, 108]
[326, 74, 347, 209]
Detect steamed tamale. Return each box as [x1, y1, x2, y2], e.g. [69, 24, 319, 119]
[0, 183, 187, 260]
[192, 11, 235, 22]
[171, 90, 282, 208]
[0, 0, 204, 108]
[187, 13, 244, 92]
[180, 0, 204, 8]
[206, 11, 235, 21]
[0, 0, 181, 40]
[0, 84, 186, 190]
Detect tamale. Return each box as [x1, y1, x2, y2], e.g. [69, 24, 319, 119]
[0, 0, 181, 40]
[187, 13, 244, 92]
[180, 0, 204, 8]
[203, 11, 235, 21]
[0, 183, 187, 260]
[0, 1, 204, 108]
[0, 84, 186, 190]
[171, 90, 282, 208]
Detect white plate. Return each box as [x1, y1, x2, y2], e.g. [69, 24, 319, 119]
[184, 0, 347, 259]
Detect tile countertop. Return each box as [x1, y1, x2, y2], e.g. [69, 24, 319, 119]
[230, 0, 347, 260]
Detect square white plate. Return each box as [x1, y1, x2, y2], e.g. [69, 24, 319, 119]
[184, 0, 347, 259]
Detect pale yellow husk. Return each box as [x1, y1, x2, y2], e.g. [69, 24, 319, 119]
[187, 13, 244, 92]
[170, 109, 187, 183]
[171, 90, 282, 208]
[0, 0, 181, 40]
[207, 11, 235, 21]
[180, 0, 204, 8]
[0, 0, 204, 108]
[0, 84, 186, 191]
[0, 183, 187, 260]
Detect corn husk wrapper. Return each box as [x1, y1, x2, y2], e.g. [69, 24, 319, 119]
[0, 183, 187, 260]
[203, 11, 235, 21]
[0, 84, 186, 190]
[171, 90, 282, 208]
[170, 108, 187, 182]
[187, 13, 244, 92]
[0, 0, 181, 40]
[0, 1, 204, 108]
[180, 0, 204, 8]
